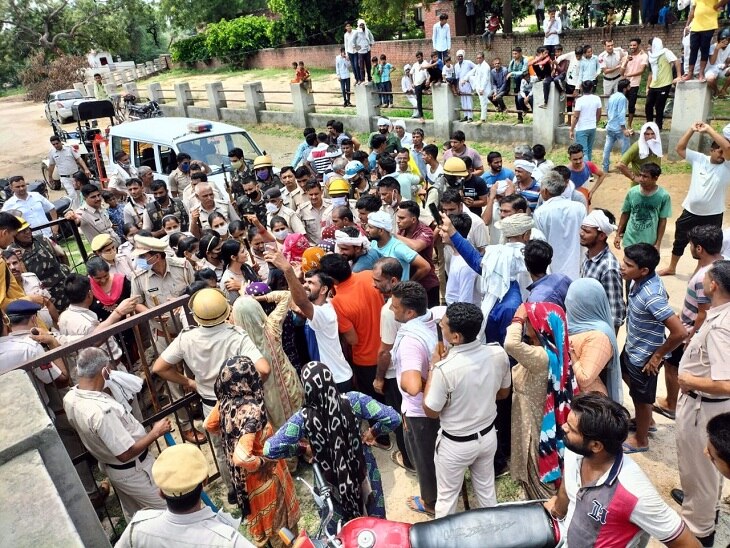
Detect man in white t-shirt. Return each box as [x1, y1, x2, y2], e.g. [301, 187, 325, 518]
[569, 81, 603, 162]
[658, 122, 730, 276]
[268, 250, 354, 390]
[705, 30, 730, 97]
[371, 257, 415, 472]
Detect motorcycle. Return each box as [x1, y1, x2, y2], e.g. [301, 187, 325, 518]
[123, 94, 163, 120]
[280, 464, 563, 548]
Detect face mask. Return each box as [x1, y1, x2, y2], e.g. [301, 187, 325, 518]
[332, 196, 348, 207]
[273, 228, 289, 241]
[214, 224, 229, 236]
[100, 250, 117, 262]
[230, 160, 243, 170]
[165, 227, 180, 236]
[187, 253, 202, 264]
[135, 257, 151, 271]
[256, 169, 269, 181]
[245, 190, 259, 200]
[180, 163, 190, 173]
[265, 202, 279, 214]
[120, 162, 130, 170]
[154, 195, 167, 205]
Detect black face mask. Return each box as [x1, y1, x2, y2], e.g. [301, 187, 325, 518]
[154, 195, 167, 205]
[445, 175, 463, 188]
[245, 190, 260, 201]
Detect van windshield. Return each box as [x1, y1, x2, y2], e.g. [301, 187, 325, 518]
[177, 132, 261, 174]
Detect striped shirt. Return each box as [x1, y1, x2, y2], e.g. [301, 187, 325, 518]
[516, 178, 541, 210]
[625, 274, 674, 367]
[581, 246, 626, 328]
[680, 264, 711, 328]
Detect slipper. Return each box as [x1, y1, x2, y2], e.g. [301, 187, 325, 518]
[391, 450, 416, 473]
[652, 404, 676, 420]
[622, 442, 649, 454]
[407, 495, 435, 517]
[629, 418, 657, 433]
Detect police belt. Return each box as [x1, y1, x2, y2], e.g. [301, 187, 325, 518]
[687, 391, 730, 403]
[107, 449, 148, 470]
[200, 396, 217, 407]
[603, 74, 621, 81]
[442, 420, 495, 442]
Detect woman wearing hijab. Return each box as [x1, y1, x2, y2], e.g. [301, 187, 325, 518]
[504, 302, 576, 499]
[232, 293, 304, 440]
[645, 37, 681, 131]
[616, 121, 663, 185]
[264, 361, 401, 528]
[565, 278, 622, 402]
[205, 356, 300, 548]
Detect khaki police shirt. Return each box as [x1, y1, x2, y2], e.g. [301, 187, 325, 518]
[197, 200, 240, 232]
[679, 301, 730, 397]
[283, 185, 307, 211]
[266, 205, 306, 235]
[63, 387, 145, 466]
[114, 507, 254, 548]
[168, 169, 192, 196]
[160, 323, 263, 401]
[132, 256, 194, 308]
[58, 304, 122, 360]
[297, 200, 333, 244]
[76, 203, 121, 247]
[123, 195, 155, 228]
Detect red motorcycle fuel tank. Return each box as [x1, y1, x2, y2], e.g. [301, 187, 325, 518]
[337, 516, 412, 548]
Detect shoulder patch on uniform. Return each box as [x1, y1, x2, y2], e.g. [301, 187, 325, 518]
[129, 508, 164, 523]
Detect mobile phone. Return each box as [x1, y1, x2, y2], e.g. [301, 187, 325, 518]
[428, 203, 443, 226]
[264, 242, 277, 253]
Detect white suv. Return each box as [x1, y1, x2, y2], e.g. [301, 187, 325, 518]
[45, 89, 90, 124]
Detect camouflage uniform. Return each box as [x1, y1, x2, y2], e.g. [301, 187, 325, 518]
[11, 237, 71, 310]
[143, 197, 190, 233]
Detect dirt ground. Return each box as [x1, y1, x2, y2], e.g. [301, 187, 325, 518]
[4, 94, 729, 544]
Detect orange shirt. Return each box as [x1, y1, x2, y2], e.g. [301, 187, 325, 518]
[330, 270, 384, 366]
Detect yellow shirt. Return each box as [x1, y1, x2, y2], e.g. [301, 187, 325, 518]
[691, 0, 720, 31]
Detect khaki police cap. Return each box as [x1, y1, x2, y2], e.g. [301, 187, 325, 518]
[91, 234, 114, 252]
[133, 235, 168, 256]
[152, 444, 208, 497]
[188, 287, 230, 327]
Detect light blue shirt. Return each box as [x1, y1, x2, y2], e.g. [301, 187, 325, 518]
[373, 236, 417, 280]
[379, 63, 394, 82]
[432, 23, 451, 52]
[578, 56, 600, 84]
[605, 92, 628, 132]
[335, 55, 350, 79]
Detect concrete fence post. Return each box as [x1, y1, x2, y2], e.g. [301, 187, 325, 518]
[432, 83, 459, 141]
[84, 84, 94, 97]
[533, 82, 562, 150]
[290, 83, 314, 128]
[123, 82, 139, 98]
[174, 82, 193, 116]
[103, 83, 116, 98]
[243, 82, 264, 124]
[668, 81, 713, 160]
[148, 82, 163, 103]
[354, 82, 379, 133]
[73, 82, 86, 95]
[206, 82, 226, 121]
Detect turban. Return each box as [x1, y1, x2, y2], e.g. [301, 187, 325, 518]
[456, 49, 465, 57]
[582, 209, 617, 235]
[377, 117, 391, 127]
[514, 159, 536, 173]
[495, 213, 534, 237]
[367, 211, 393, 232]
[335, 229, 370, 251]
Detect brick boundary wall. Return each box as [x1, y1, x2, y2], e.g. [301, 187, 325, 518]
[178, 23, 688, 73]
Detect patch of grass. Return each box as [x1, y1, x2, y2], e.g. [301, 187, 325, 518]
[0, 86, 25, 98]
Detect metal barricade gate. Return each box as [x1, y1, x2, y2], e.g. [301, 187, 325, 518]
[12, 295, 221, 542]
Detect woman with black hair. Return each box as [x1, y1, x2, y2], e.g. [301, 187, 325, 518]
[219, 239, 260, 303]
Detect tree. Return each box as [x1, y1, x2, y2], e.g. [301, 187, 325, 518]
[160, 0, 267, 31]
[267, 0, 359, 46]
[360, 0, 429, 40]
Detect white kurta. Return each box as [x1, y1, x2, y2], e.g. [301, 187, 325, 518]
[456, 60, 476, 116]
[533, 196, 587, 280]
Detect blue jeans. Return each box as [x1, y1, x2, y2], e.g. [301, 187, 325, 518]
[348, 52, 361, 83]
[603, 128, 629, 171]
[575, 129, 597, 161]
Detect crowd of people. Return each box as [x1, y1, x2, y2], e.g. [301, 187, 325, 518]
[2, 6, 730, 546]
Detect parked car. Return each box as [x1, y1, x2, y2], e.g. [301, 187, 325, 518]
[45, 89, 90, 124]
[107, 117, 264, 199]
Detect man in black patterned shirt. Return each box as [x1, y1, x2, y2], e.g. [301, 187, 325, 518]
[580, 208, 626, 332]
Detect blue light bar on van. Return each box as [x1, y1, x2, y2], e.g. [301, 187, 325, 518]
[187, 121, 213, 133]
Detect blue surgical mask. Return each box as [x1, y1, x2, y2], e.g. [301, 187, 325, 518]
[135, 257, 151, 271]
[180, 163, 190, 173]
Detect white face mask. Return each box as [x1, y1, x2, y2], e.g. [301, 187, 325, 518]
[214, 224, 229, 236]
[273, 228, 289, 241]
[265, 202, 279, 214]
[165, 227, 180, 235]
[331, 196, 348, 207]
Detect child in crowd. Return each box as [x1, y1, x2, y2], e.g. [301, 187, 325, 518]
[483, 13, 501, 50]
[378, 54, 395, 108]
[442, 56, 458, 96]
[371, 56, 383, 105]
[102, 190, 125, 241]
[615, 162, 672, 251]
[292, 61, 312, 93]
[518, 75, 536, 115]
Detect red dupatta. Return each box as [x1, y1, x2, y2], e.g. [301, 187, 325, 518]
[90, 273, 125, 307]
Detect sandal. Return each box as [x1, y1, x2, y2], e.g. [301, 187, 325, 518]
[652, 404, 676, 420]
[391, 450, 416, 473]
[407, 495, 435, 517]
[622, 442, 649, 454]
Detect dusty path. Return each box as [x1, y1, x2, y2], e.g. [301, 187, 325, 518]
[2, 94, 728, 544]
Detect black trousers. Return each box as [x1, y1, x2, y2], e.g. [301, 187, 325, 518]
[415, 84, 426, 117]
[671, 209, 724, 257]
[352, 364, 390, 445]
[689, 29, 715, 66]
[339, 77, 351, 105]
[645, 84, 671, 130]
[404, 415, 440, 507]
[384, 377, 413, 469]
[359, 53, 372, 82]
[493, 388, 512, 473]
[627, 86, 640, 115]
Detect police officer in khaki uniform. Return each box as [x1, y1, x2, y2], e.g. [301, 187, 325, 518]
[153, 288, 270, 503]
[132, 235, 206, 445]
[114, 443, 254, 548]
[65, 184, 121, 247]
[63, 347, 170, 520]
[190, 183, 240, 239]
[296, 180, 333, 244]
[91, 234, 136, 281]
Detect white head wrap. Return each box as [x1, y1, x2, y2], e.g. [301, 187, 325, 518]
[495, 212, 534, 237]
[638, 122, 663, 159]
[393, 119, 406, 129]
[582, 209, 617, 235]
[456, 49, 465, 57]
[334, 229, 370, 251]
[377, 117, 391, 127]
[513, 159, 536, 173]
[404, 63, 412, 71]
[367, 211, 393, 232]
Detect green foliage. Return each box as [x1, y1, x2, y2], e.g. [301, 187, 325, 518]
[171, 16, 272, 64]
[361, 0, 427, 40]
[266, 0, 359, 46]
[160, 0, 267, 30]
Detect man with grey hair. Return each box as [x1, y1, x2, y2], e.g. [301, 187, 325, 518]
[513, 144, 534, 161]
[533, 169, 587, 280]
[64, 347, 170, 520]
[137, 165, 154, 194]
